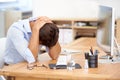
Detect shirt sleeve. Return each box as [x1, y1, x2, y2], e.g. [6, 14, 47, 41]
[46, 46, 49, 52]
[9, 27, 35, 63]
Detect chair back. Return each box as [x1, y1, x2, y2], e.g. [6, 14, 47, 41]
[0, 38, 6, 68]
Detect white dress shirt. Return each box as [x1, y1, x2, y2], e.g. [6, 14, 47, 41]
[4, 19, 37, 64]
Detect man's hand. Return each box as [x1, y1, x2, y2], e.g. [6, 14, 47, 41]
[33, 16, 52, 32]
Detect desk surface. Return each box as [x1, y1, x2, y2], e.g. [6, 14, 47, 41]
[0, 37, 120, 80]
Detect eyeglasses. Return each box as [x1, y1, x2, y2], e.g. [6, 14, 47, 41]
[27, 63, 48, 70]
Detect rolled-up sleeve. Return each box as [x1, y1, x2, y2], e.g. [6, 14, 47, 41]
[10, 27, 35, 63]
[24, 48, 35, 63]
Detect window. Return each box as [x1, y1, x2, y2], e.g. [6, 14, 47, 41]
[0, 0, 17, 3]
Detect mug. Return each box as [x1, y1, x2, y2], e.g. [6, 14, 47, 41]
[88, 55, 98, 68]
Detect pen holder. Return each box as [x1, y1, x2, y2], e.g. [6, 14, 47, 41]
[88, 55, 98, 68]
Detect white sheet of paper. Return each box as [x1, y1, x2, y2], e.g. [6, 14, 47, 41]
[61, 48, 81, 54]
[56, 55, 67, 65]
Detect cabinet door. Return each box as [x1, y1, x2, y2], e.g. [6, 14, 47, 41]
[64, 29, 73, 44]
[59, 29, 64, 45]
[5, 11, 22, 35]
[59, 29, 73, 45]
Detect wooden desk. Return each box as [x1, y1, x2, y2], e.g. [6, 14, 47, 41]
[0, 38, 120, 80]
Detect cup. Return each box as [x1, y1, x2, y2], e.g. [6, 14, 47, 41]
[88, 55, 98, 68]
[67, 59, 75, 70]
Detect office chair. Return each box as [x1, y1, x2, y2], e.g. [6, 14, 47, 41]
[0, 37, 6, 80]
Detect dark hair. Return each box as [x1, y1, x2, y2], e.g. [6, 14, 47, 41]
[39, 23, 59, 47]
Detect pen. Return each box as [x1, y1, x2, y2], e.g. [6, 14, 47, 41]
[90, 46, 93, 55]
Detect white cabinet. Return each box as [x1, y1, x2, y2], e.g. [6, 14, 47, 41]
[52, 19, 98, 41]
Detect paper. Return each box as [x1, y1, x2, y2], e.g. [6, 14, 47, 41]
[56, 55, 67, 65]
[61, 48, 81, 54]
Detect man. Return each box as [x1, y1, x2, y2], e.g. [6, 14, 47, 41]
[4, 16, 61, 64]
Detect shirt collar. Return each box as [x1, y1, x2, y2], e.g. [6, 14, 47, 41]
[22, 19, 32, 33]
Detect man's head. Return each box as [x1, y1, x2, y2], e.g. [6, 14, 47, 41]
[39, 23, 59, 47]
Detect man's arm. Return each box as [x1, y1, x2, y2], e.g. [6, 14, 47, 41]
[28, 17, 52, 61]
[28, 28, 40, 60]
[49, 41, 61, 60]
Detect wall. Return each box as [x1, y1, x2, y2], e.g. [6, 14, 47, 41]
[33, 0, 120, 19]
[33, 0, 99, 19]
